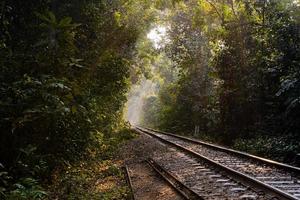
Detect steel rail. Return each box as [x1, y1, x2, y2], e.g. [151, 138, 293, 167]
[147, 158, 203, 200]
[141, 126, 300, 174]
[135, 127, 298, 200]
[123, 165, 136, 200]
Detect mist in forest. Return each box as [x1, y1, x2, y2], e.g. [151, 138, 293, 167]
[125, 25, 169, 125]
[125, 78, 159, 125]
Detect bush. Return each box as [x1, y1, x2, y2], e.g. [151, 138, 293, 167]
[234, 135, 300, 163]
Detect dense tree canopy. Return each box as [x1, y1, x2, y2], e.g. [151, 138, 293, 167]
[139, 0, 300, 162]
[0, 0, 299, 198]
[0, 0, 166, 198]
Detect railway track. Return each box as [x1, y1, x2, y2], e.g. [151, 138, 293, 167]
[123, 165, 135, 200]
[148, 148, 270, 199]
[147, 158, 202, 200]
[135, 126, 300, 200]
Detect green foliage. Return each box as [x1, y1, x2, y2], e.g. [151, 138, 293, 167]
[46, 128, 136, 199]
[0, 0, 155, 198]
[6, 178, 47, 200]
[234, 135, 300, 163]
[140, 0, 300, 161]
[0, 168, 11, 199]
[1, 0, 299, 197]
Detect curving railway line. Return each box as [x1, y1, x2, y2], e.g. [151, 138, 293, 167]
[134, 126, 300, 200]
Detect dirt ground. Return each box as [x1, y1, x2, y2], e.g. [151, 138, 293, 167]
[117, 132, 184, 200]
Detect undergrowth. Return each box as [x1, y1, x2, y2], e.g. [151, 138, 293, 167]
[0, 128, 137, 200]
[46, 128, 137, 200]
[234, 135, 300, 164]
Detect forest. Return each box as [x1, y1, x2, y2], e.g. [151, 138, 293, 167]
[0, 0, 299, 199]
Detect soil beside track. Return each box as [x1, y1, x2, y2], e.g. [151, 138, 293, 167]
[117, 133, 184, 200]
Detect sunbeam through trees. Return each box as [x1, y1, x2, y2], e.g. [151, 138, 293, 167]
[0, 0, 299, 199]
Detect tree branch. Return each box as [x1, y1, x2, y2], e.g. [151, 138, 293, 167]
[205, 0, 224, 24]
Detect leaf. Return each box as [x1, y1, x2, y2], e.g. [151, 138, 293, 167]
[276, 79, 298, 96]
[48, 83, 71, 91]
[59, 17, 72, 27]
[14, 183, 25, 189]
[69, 58, 86, 69]
[64, 108, 71, 113]
[33, 190, 48, 198]
[208, 71, 219, 79]
[70, 63, 85, 69]
[71, 105, 77, 114]
[35, 11, 56, 24]
[114, 11, 122, 26]
[20, 145, 37, 156]
[286, 97, 300, 114]
[0, 172, 8, 177]
[47, 11, 56, 24]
